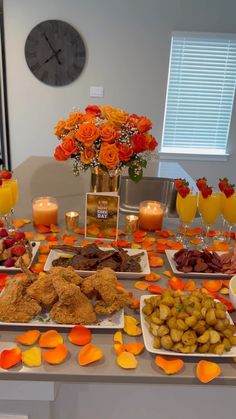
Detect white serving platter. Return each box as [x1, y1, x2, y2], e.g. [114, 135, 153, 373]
[0, 308, 124, 330]
[0, 241, 40, 272]
[140, 295, 236, 357]
[165, 249, 232, 278]
[44, 247, 150, 278]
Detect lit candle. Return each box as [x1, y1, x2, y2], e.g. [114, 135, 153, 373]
[139, 201, 165, 231]
[125, 214, 139, 234]
[65, 211, 79, 231]
[32, 197, 58, 226]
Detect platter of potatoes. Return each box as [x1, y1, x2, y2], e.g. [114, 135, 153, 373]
[140, 289, 236, 357]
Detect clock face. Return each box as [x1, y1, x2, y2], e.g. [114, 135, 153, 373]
[25, 20, 86, 86]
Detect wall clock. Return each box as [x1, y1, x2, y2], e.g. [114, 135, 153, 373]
[25, 20, 86, 86]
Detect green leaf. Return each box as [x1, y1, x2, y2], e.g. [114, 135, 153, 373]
[139, 159, 147, 168]
[128, 166, 143, 183]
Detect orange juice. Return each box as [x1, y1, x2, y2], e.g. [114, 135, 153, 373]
[177, 193, 197, 224]
[200, 192, 221, 226]
[222, 192, 236, 224]
[3, 179, 19, 207]
[0, 184, 13, 215]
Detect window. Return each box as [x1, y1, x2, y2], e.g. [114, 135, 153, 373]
[161, 32, 236, 157]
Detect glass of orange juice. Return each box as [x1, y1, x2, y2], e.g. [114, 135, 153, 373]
[221, 192, 236, 245]
[176, 192, 197, 246]
[199, 190, 221, 245]
[0, 182, 14, 228]
[2, 178, 19, 230]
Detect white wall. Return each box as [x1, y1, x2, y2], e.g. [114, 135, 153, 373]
[3, 0, 236, 183]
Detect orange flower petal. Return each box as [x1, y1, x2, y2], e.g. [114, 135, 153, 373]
[202, 280, 223, 292]
[114, 343, 125, 356]
[124, 315, 142, 336]
[131, 243, 142, 249]
[39, 244, 50, 254]
[117, 351, 138, 369]
[43, 344, 68, 365]
[156, 244, 168, 253]
[123, 342, 144, 355]
[168, 276, 185, 290]
[134, 281, 149, 291]
[68, 325, 92, 346]
[112, 239, 131, 248]
[184, 279, 197, 291]
[129, 299, 140, 310]
[16, 330, 40, 346]
[0, 347, 22, 369]
[78, 343, 104, 366]
[22, 346, 42, 367]
[30, 263, 44, 273]
[155, 355, 184, 375]
[38, 254, 47, 263]
[74, 226, 85, 235]
[33, 234, 46, 241]
[24, 232, 34, 240]
[12, 219, 31, 228]
[148, 284, 163, 294]
[39, 330, 63, 348]
[35, 224, 51, 233]
[113, 331, 123, 345]
[148, 253, 164, 268]
[145, 272, 161, 282]
[196, 360, 221, 383]
[162, 270, 172, 277]
[46, 234, 58, 242]
[80, 240, 93, 247]
[50, 224, 61, 233]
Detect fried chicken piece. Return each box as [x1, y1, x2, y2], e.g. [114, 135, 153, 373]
[26, 275, 58, 307]
[82, 268, 118, 305]
[94, 292, 130, 316]
[49, 266, 83, 286]
[50, 274, 96, 324]
[0, 276, 41, 322]
[80, 273, 97, 298]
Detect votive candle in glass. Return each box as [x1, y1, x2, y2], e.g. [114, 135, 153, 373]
[65, 211, 79, 231]
[125, 214, 139, 234]
[139, 201, 165, 231]
[32, 196, 58, 226]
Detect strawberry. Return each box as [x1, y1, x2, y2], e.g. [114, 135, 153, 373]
[201, 186, 213, 198]
[178, 185, 190, 198]
[0, 179, 2, 186]
[174, 178, 184, 191]
[218, 177, 229, 192]
[3, 237, 15, 249]
[13, 231, 25, 242]
[0, 170, 12, 180]
[196, 177, 207, 191]
[224, 184, 235, 198]
[4, 257, 16, 268]
[11, 244, 26, 257]
[0, 229, 8, 238]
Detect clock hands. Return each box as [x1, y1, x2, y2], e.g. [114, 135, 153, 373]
[44, 49, 62, 64]
[44, 33, 62, 65]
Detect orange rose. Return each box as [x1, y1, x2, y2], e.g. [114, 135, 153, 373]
[80, 148, 96, 164]
[85, 105, 101, 116]
[75, 122, 99, 148]
[61, 136, 77, 156]
[116, 142, 133, 162]
[65, 112, 83, 130]
[54, 120, 67, 138]
[81, 113, 96, 122]
[101, 106, 128, 128]
[137, 116, 152, 133]
[98, 143, 120, 169]
[100, 124, 119, 142]
[146, 134, 158, 151]
[54, 145, 68, 161]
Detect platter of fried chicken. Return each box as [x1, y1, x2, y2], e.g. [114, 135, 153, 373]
[44, 243, 150, 278]
[0, 266, 129, 328]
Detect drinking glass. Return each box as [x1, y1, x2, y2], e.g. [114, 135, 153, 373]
[3, 179, 19, 231]
[0, 182, 14, 229]
[221, 192, 236, 247]
[176, 192, 197, 246]
[199, 191, 221, 246]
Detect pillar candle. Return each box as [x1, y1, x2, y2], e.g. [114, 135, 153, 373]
[32, 197, 58, 226]
[139, 201, 165, 231]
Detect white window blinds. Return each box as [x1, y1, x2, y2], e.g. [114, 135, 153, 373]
[161, 33, 236, 155]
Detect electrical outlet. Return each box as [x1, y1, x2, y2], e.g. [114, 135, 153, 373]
[90, 86, 104, 97]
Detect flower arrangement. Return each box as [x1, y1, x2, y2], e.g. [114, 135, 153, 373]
[53, 105, 158, 182]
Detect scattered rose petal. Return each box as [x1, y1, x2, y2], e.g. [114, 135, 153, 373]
[35, 224, 51, 233]
[124, 315, 142, 336]
[33, 234, 46, 241]
[148, 253, 164, 267]
[50, 224, 61, 233]
[196, 360, 221, 383]
[184, 279, 197, 291]
[145, 272, 161, 282]
[202, 280, 223, 292]
[68, 325, 92, 346]
[78, 343, 104, 366]
[16, 330, 40, 346]
[219, 287, 229, 295]
[168, 276, 185, 290]
[114, 343, 125, 356]
[12, 219, 31, 228]
[30, 263, 44, 273]
[22, 346, 42, 367]
[117, 351, 137, 369]
[148, 284, 163, 294]
[162, 270, 172, 277]
[123, 342, 144, 355]
[39, 330, 63, 348]
[129, 299, 140, 310]
[113, 331, 123, 345]
[0, 347, 22, 369]
[134, 281, 149, 291]
[43, 344, 68, 365]
[155, 355, 184, 375]
[39, 244, 50, 254]
[38, 254, 47, 263]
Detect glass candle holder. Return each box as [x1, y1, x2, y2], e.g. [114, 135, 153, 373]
[139, 201, 165, 231]
[32, 196, 58, 226]
[125, 214, 139, 235]
[65, 211, 79, 231]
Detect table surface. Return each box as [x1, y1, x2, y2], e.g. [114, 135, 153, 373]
[0, 156, 235, 385]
